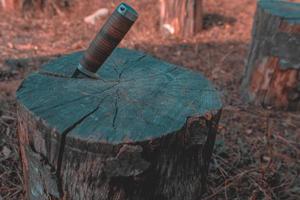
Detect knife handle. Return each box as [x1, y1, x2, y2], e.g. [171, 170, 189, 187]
[79, 3, 138, 76]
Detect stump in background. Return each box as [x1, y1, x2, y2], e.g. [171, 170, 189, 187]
[17, 48, 222, 200]
[241, 0, 300, 110]
[160, 0, 203, 37]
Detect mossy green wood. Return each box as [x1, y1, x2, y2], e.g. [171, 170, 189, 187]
[260, 0, 300, 24]
[17, 48, 222, 144]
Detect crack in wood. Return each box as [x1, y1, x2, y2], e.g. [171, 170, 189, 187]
[55, 95, 110, 195]
[118, 54, 147, 79]
[112, 89, 120, 130]
[30, 82, 119, 115]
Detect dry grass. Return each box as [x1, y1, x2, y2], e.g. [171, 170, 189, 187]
[0, 99, 23, 199]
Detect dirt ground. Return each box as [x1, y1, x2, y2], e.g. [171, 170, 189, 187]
[0, 0, 299, 199]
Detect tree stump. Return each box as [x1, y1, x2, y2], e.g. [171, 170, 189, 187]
[17, 48, 222, 200]
[160, 0, 203, 37]
[241, 0, 300, 110]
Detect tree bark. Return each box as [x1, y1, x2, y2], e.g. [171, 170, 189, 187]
[17, 48, 222, 200]
[241, 0, 300, 110]
[160, 0, 203, 37]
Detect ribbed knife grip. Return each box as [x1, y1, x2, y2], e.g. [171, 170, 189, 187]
[79, 3, 138, 74]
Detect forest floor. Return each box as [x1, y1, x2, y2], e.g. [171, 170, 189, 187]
[0, 0, 299, 199]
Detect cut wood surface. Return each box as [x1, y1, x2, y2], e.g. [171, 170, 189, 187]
[160, 0, 203, 37]
[242, 0, 300, 110]
[17, 48, 222, 200]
